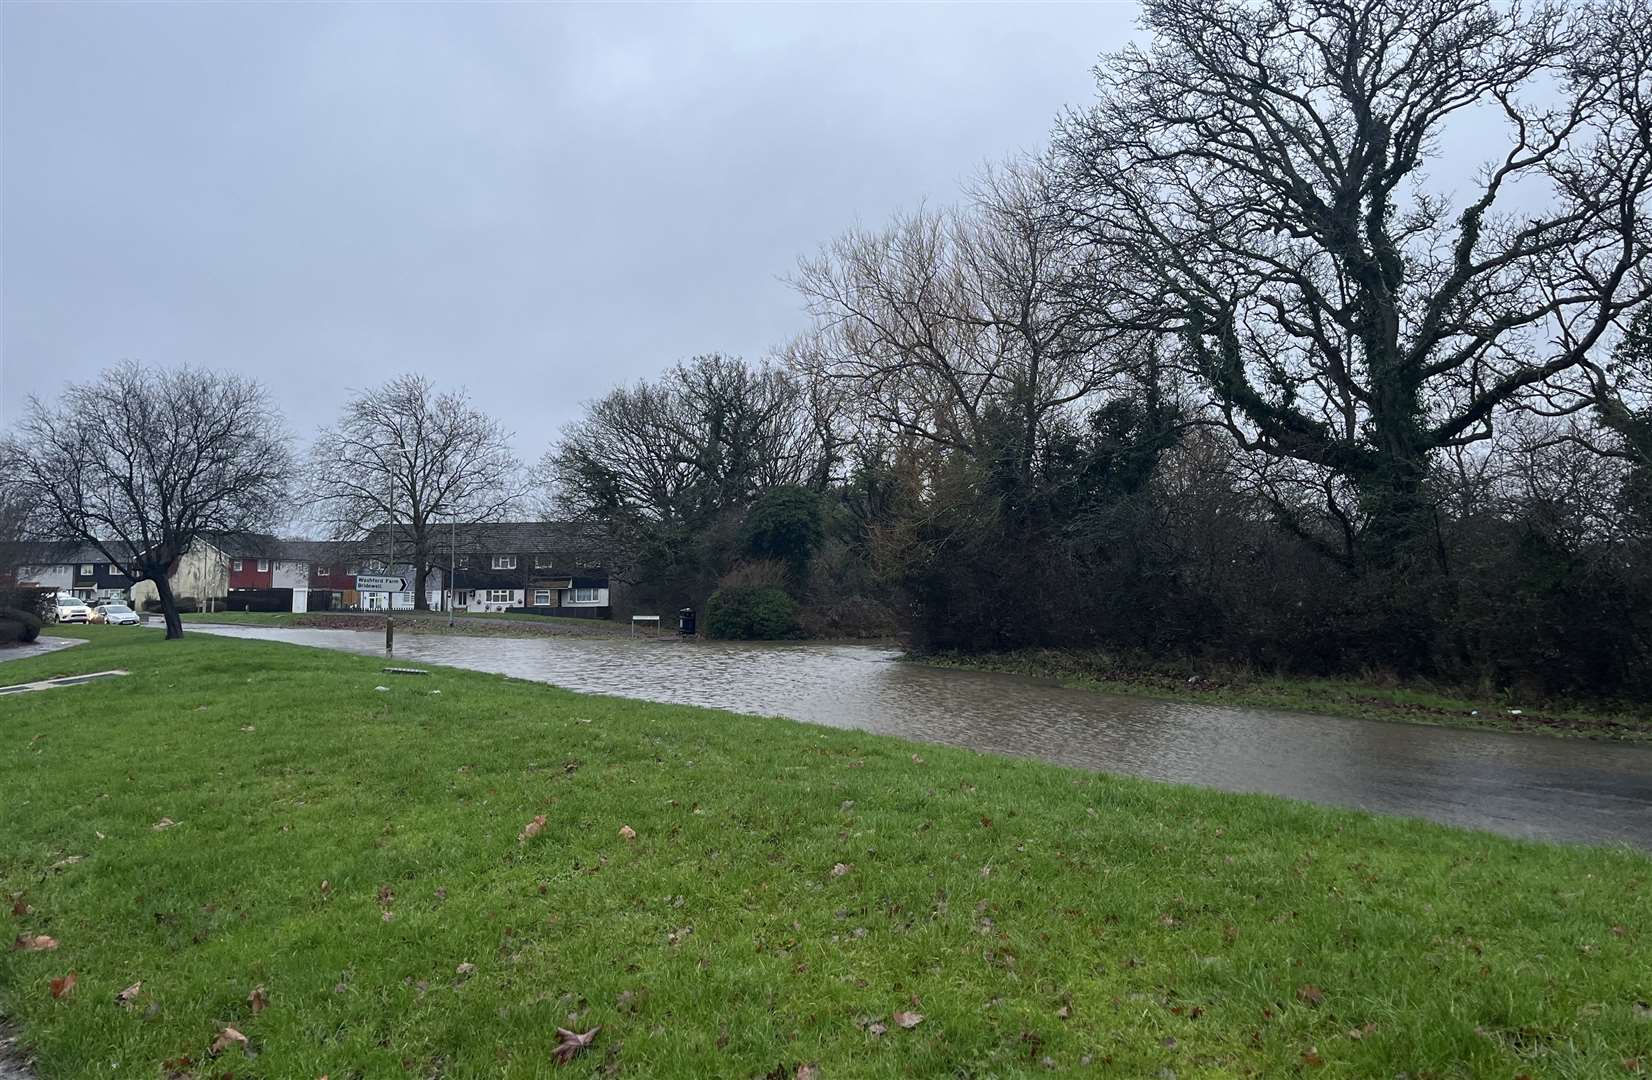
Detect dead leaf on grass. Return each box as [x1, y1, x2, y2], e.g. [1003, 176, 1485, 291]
[248, 985, 268, 1014]
[456, 962, 477, 978]
[830, 863, 851, 878]
[796, 1065, 821, 1080]
[115, 981, 142, 1007]
[210, 1026, 249, 1056]
[1296, 983, 1325, 1007]
[14, 935, 57, 951]
[10, 896, 31, 917]
[152, 818, 177, 831]
[50, 856, 85, 871]
[619, 825, 637, 841]
[892, 1011, 924, 1029]
[551, 1025, 599, 1065]
[519, 815, 547, 843]
[50, 971, 77, 999]
[1301, 1046, 1325, 1067]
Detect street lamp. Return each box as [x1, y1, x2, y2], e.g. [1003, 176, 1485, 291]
[385, 444, 416, 652]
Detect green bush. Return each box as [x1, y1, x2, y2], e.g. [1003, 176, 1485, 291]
[0, 606, 43, 644]
[704, 585, 800, 640]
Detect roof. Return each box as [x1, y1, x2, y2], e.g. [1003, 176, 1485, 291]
[356, 520, 607, 559]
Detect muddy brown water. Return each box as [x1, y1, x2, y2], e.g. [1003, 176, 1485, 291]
[188, 624, 1652, 850]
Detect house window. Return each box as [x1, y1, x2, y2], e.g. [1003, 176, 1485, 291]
[533, 589, 551, 606]
[488, 589, 513, 604]
[257, 559, 270, 572]
[232, 560, 243, 572]
[491, 555, 516, 570]
[572, 587, 600, 604]
[80, 564, 95, 576]
[317, 566, 330, 577]
[534, 554, 554, 568]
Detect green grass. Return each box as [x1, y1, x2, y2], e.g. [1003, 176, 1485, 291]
[924, 648, 1652, 744]
[2, 629, 1648, 1078]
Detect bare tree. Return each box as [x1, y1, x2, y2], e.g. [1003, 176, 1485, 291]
[307, 374, 524, 609]
[793, 163, 1138, 487]
[5, 362, 294, 638]
[545, 354, 828, 530]
[1053, 0, 1652, 568]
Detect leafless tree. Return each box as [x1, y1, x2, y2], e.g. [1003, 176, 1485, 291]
[307, 374, 525, 609]
[4, 362, 294, 638]
[793, 163, 1140, 486]
[1053, 0, 1652, 567]
[544, 354, 828, 529]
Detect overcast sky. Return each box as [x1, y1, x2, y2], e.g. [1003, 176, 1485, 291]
[2, 1, 1141, 462]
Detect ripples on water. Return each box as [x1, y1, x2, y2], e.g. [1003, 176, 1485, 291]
[192, 625, 1652, 849]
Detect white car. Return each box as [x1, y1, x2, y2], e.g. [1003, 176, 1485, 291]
[91, 602, 140, 626]
[53, 596, 93, 624]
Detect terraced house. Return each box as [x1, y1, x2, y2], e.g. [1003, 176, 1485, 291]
[348, 521, 613, 616]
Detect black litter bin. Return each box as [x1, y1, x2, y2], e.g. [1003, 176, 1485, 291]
[677, 607, 697, 635]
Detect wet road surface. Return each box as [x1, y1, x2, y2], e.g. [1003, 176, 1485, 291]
[191, 624, 1652, 850]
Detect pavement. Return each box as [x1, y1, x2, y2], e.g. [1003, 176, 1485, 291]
[0, 635, 85, 663]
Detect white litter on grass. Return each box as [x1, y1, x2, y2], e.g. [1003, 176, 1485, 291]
[429, 689, 441, 695]
[374, 685, 390, 692]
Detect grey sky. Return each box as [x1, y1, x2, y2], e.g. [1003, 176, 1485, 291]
[2, 1, 1141, 462]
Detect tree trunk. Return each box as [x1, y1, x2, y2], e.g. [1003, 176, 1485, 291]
[153, 573, 184, 640]
[414, 563, 430, 611]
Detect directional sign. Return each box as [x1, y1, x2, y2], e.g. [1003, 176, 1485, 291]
[354, 574, 407, 593]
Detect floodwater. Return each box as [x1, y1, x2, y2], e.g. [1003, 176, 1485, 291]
[191, 624, 1652, 850]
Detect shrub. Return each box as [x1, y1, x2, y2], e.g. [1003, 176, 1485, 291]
[704, 585, 800, 640]
[0, 607, 43, 644]
[0, 587, 52, 622]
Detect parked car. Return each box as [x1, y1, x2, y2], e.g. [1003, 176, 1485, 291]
[90, 602, 140, 626]
[53, 596, 93, 624]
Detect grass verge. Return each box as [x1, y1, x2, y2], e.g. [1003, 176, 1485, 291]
[921, 648, 1652, 744]
[1, 629, 1648, 1078]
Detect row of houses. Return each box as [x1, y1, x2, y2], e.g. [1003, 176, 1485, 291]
[1, 521, 613, 617]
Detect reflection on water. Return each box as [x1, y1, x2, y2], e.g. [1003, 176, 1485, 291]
[194, 625, 1652, 849]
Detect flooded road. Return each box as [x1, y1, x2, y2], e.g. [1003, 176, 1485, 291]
[193, 624, 1652, 849]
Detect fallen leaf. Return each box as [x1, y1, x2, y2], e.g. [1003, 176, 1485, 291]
[893, 1011, 924, 1029]
[1347, 1022, 1377, 1040]
[50, 856, 85, 871]
[796, 1065, 821, 1080]
[1055, 1005, 1071, 1020]
[377, 884, 395, 906]
[980, 816, 993, 828]
[14, 934, 58, 951]
[240, 725, 256, 733]
[911, 754, 924, 764]
[830, 863, 851, 878]
[552, 1025, 599, 1065]
[152, 818, 177, 831]
[619, 825, 637, 841]
[1302, 1046, 1324, 1067]
[867, 1021, 887, 1037]
[10, 896, 30, 917]
[519, 814, 547, 843]
[50, 971, 77, 999]
[210, 1026, 249, 1056]
[1296, 983, 1325, 1007]
[456, 961, 477, 977]
[115, 981, 142, 1006]
[248, 984, 268, 1014]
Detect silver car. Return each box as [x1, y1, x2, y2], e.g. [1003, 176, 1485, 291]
[91, 602, 140, 625]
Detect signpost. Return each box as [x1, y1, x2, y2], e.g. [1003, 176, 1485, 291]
[354, 574, 407, 594]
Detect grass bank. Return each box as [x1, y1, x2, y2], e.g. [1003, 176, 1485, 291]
[178, 609, 626, 637]
[2, 629, 1647, 1078]
[921, 648, 1652, 745]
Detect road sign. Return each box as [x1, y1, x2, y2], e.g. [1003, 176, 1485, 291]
[355, 574, 407, 593]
